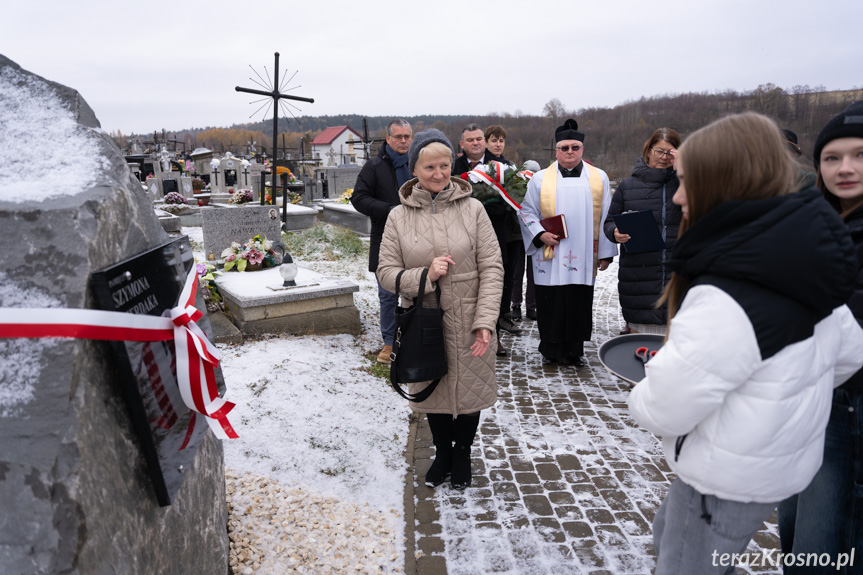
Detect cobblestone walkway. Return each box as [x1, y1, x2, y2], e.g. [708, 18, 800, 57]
[405, 263, 782, 575]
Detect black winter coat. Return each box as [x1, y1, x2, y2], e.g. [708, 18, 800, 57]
[840, 206, 863, 390]
[351, 146, 402, 272]
[603, 159, 681, 325]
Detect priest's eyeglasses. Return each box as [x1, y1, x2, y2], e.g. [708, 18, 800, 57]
[556, 145, 582, 153]
[652, 148, 674, 158]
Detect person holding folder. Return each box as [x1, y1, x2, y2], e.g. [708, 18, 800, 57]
[603, 128, 683, 335]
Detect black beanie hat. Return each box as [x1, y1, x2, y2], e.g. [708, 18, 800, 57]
[555, 119, 585, 143]
[408, 129, 455, 174]
[813, 101, 863, 168]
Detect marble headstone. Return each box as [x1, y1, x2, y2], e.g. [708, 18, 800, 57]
[200, 204, 284, 261]
[0, 54, 228, 575]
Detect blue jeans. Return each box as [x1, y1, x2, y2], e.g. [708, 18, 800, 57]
[378, 278, 397, 346]
[777, 387, 863, 574]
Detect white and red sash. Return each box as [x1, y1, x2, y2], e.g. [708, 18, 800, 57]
[0, 266, 238, 444]
[464, 161, 534, 211]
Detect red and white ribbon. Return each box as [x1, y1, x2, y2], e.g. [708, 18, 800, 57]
[0, 266, 238, 443]
[464, 161, 533, 211]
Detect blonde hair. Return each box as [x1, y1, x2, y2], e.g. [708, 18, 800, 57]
[415, 142, 453, 168]
[660, 112, 795, 321]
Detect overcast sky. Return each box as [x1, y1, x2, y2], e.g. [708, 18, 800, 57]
[3, 0, 860, 135]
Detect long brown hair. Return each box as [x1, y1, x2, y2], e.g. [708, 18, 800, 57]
[659, 113, 795, 322]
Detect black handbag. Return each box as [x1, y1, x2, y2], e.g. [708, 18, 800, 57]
[389, 268, 448, 402]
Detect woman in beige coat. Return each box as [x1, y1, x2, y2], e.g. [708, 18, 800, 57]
[377, 129, 504, 490]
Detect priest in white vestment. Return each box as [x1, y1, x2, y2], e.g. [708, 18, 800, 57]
[518, 119, 617, 365]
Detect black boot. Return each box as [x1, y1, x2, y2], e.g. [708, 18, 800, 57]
[425, 414, 453, 487]
[451, 412, 480, 490]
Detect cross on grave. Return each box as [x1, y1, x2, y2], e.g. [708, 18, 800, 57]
[326, 147, 337, 167]
[235, 52, 314, 215]
[346, 118, 385, 163]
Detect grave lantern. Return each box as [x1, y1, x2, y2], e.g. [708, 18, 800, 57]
[280, 253, 298, 287]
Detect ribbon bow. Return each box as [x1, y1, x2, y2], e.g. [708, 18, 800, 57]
[0, 266, 238, 444]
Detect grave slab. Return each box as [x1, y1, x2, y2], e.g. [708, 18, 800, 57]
[154, 208, 181, 233]
[321, 201, 371, 235]
[216, 267, 361, 336]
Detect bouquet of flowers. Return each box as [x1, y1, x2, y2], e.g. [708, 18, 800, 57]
[163, 192, 188, 205]
[229, 189, 254, 204]
[192, 177, 206, 192]
[196, 262, 223, 312]
[276, 166, 298, 183]
[461, 160, 540, 209]
[338, 189, 353, 204]
[221, 235, 279, 272]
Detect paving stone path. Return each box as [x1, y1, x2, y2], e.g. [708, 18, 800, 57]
[404, 263, 782, 575]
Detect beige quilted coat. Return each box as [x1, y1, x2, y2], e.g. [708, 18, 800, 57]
[377, 177, 504, 416]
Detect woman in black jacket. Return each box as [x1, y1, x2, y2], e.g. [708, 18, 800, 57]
[603, 128, 682, 334]
[777, 100, 863, 574]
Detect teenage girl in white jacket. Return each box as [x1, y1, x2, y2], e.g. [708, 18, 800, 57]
[628, 112, 863, 574]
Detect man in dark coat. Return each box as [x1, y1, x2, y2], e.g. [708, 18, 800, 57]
[452, 124, 521, 352]
[351, 119, 412, 364]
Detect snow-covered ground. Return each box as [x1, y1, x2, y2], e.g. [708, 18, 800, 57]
[185, 224, 781, 574]
[186, 225, 410, 574]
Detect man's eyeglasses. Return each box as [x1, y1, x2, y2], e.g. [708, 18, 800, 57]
[389, 134, 412, 141]
[652, 148, 674, 158]
[556, 145, 582, 153]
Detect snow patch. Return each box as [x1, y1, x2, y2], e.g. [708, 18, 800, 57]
[0, 272, 64, 417]
[0, 65, 109, 203]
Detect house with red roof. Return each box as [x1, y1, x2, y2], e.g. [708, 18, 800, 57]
[310, 125, 365, 167]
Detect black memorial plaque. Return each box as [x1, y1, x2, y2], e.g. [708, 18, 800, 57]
[161, 178, 178, 196]
[224, 169, 237, 187]
[91, 237, 226, 506]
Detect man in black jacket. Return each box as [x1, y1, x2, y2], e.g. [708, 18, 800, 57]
[351, 119, 412, 364]
[452, 124, 521, 351]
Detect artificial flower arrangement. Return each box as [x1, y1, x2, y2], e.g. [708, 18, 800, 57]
[263, 189, 302, 205]
[229, 189, 254, 204]
[275, 166, 298, 183]
[221, 235, 278, 272]
[338, 189, 353, 204]
[461, 160, 540, 207]
[196, 262, 224, 312]
[146, 173, 157, 180]
[192, 177, 206, 192]
[163, 192, 188, 205]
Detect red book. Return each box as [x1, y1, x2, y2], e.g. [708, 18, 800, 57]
[539, 214, 568, 239]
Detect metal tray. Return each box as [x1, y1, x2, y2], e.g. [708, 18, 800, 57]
[597, 334, 665, 385]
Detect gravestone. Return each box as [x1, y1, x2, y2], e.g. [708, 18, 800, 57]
[161, 178, 178, 196]
[322, 202, 371, 235]
[0, 55, 228, 575]
[200, 205, 284, 261]
[180, 175, 194, 199]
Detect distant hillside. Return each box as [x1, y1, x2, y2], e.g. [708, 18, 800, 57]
[118, 85, 862, 181]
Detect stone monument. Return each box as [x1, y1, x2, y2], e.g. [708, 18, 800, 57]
[0, 55, 229, 575]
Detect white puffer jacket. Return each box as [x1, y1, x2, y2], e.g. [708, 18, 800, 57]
[629, 285, 863, 503]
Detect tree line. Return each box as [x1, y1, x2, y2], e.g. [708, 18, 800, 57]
[115, 84, 862, 182]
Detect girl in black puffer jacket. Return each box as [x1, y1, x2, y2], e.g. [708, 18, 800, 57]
[603, 128, 682, 333]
